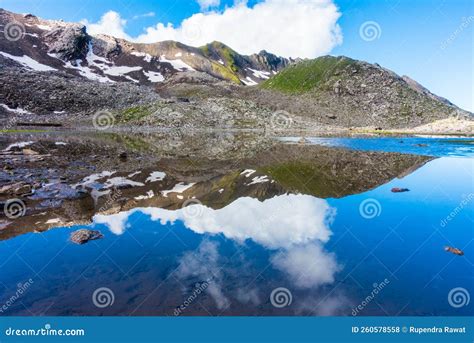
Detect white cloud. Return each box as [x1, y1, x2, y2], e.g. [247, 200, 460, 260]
[271, 243, 341, 288]
[94, 210, 130, 235]
[197, 0, 220, 10]
[175, 240, 230, 310]
[81, 11, 131, 40]
[93, 194, 340, 292]
[94, 194, 335, 249]
[83, 0, 342, 58]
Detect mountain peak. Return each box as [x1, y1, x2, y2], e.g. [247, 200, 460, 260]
[0, 9, 291, 85]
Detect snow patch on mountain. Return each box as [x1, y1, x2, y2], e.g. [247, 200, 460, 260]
[248, 68, 271, 80]
[241, 77, 258, 86]
[104, 65, 142, 76]
[144, 70, 165, 83]
[0, 52, 57, 72]
[131, 51, 153, 63]
[62, 59, 113, 83]
[159, 55, 195, 71]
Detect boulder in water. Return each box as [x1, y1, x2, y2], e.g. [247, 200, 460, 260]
[70, 229, 104, 245]
[444, 246, 464, 256]
[391, 188, 410, 193]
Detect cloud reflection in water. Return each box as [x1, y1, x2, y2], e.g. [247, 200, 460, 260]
[93, 194, 345, 313]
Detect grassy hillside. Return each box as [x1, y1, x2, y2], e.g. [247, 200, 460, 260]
[253, 55, 467, 129]
[261, 56, 355, 93]
[200, 41, 242, 84]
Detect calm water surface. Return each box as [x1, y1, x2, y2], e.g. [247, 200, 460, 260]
[0, 137, 473, 316]
[280, 136, 474, 158]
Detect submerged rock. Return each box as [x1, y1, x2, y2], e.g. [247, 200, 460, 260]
[444, 246, 464, 256]
[70, 229, 104, 245]
[391, 187, 410, 193]
[298, 137, 310, 145]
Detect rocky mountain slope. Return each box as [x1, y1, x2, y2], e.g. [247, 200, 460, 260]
[0, 8, 471, 131]
[257, 56, 471, 128]
[0, 9, 291, 86]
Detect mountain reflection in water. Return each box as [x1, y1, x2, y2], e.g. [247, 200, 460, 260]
[0, 133, 473, 316]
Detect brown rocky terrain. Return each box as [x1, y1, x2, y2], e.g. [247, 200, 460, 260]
[0, 8, 471, 132]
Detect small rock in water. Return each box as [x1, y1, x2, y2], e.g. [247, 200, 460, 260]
[298, 137, 310, 145]
[444, 246, 464, 256]
[70, 229, 104, 245]
[391, 187, 410, 193]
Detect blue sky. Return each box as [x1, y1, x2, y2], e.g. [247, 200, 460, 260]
[2, 0, 472, 111]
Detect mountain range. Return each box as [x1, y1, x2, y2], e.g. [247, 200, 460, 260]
[0, 8, 471, 131]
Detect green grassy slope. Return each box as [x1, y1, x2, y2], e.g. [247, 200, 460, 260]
[261, 56, 355, 93]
